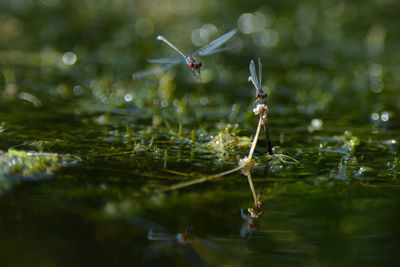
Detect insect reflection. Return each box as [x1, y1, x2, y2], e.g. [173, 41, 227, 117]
[145, 223, 220, 265]
[241, 166, 264, 238]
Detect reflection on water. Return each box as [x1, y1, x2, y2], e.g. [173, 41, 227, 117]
[240, 205, 262, 239]
[146, 225, 223, 266]
[241, 164, 264, 239]
[1, 0, 400, 266]
[104, 205, 229, 266]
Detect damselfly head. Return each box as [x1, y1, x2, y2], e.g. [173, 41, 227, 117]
[256, 89, 267, 100]
[193, 62, 202, 69]
[190, 62, 202, 69]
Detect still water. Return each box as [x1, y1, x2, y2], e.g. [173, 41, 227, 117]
[1, 0, 399, 266]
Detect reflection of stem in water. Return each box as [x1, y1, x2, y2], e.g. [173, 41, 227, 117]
[243, 168, 258, 207]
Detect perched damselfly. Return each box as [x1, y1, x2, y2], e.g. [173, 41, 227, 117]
[248, 58, 273, 155]
[249, 58, 267, 104]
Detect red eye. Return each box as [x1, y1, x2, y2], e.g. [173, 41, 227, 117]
[189, 63, 194, 68]
[197, 62, 202, 67]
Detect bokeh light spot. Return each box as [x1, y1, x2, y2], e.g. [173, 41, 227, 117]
[62, 52, 77, 66]
[73, 85, 84, 96]
[201, 24, 217, 35]
[308, 118, 323, 132]
[369, 63, 382, 77]
[238, 13, 256, 34]
[191, 28, 209, 46]
[381, 111, 389, 122]
[370, 78, 383, 93]
[124, 94, 132, 102]
[161, 100, 168, 107]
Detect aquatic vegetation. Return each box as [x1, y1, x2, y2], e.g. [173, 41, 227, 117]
[1, 0, 400, 266]
[203, 127, 252, 161]
[0, 148, 80, 194]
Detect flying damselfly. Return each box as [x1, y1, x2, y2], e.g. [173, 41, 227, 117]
[133, 29, 237, 80]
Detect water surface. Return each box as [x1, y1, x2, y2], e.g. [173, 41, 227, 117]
[1, 0, 399, 266]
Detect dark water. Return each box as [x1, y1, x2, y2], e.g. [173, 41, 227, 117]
[1, 0, 400, 266]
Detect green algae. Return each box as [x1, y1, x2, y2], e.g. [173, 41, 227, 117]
[0, 148, 80, 193]
[1, 0, 400, 266]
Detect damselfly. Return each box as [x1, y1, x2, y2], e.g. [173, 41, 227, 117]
[248, 58, 273, 155]
[249, 58, 267, 103]
[133, 29, 237, 80]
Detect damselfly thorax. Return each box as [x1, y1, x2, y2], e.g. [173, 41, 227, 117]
[186, 55, 202, 79]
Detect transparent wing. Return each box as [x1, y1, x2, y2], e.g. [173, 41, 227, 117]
[147, 230, 179, 242]
[147, 57, 184, 64]
[198, 44, 237, 56]
[196, 29, 237, 56]
[249, 59, 260, 90]
[258, 58, 262, 86]
[132, 63, 178, 79]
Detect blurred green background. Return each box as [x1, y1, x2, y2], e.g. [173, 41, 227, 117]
[1, 0, 399, 266]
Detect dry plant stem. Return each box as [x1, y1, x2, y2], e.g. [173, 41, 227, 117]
[157, 115, 264, 192]
[247, 115, 263, 161]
